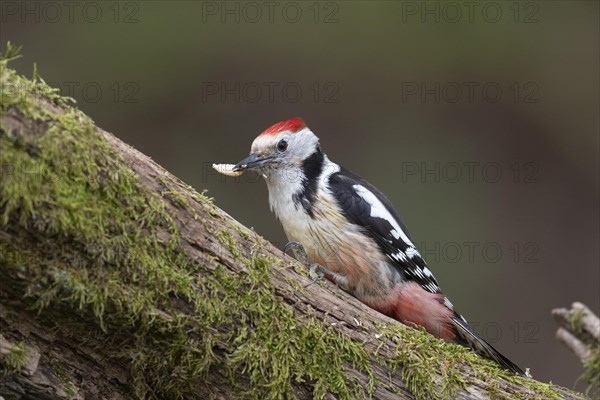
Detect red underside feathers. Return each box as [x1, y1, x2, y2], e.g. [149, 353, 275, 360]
[370, 282, 457, 341]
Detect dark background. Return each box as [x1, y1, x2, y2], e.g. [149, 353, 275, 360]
[2, 0, 598, 392]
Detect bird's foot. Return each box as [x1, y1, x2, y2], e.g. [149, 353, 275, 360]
[305, 263, 327, 287]
[284, 241, 331, 288]
[284, 241, 311, 265]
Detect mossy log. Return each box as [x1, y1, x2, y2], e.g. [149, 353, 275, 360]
[0, 50, 590, 400]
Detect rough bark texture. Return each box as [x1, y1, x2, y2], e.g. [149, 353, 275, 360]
[0, 55, 590, 400]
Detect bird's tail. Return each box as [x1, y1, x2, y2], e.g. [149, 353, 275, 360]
[451, 314, 525, 376]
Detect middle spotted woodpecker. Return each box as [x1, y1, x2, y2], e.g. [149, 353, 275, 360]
[229, 117, 524, 375]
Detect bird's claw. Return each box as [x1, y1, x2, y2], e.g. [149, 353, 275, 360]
[284, 241, 327, 288]
[284, 241, 312, 266]
[284, 241, 302, 257]
[305, 264, 325, 288]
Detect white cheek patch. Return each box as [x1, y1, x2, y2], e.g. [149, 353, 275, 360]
[353, 184, 416, 247]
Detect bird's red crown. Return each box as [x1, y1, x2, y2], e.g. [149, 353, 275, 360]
[258, 118, 306, 137]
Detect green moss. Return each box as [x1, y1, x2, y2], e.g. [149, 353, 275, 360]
[0, 44, 373, 399]
[565, 307, 599, 397]
[159, 176, 191, 209]
[583, 346, 599, 397]
[216, 229, 242, 260]
[373, 321, 565, 400]
[486, 381, 503, 400]
[235, 225, 251, 240]
[0, 43, 577, 400]
[0, 340, 30, 376]
[568, 308, 587, 336]
[47, 355, 77, 399]
[376, 323, 474, 400]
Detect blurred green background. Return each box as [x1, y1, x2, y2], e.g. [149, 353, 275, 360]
[2, 0, 598, 391]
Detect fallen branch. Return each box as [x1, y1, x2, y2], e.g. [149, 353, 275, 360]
[0, 46, 589, 400]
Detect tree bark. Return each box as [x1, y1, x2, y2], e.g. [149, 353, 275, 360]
[0, 60, 589, 399]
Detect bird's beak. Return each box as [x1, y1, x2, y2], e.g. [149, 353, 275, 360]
[233, 153, 271, 172]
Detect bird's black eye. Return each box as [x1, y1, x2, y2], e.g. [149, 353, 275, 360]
[277, 139, 288, 152]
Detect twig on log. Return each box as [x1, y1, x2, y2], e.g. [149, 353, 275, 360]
[553, 302, 600, 397]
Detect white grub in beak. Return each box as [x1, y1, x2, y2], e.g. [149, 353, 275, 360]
[212, 163, 244, 177]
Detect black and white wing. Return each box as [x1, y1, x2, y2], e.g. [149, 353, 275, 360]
[328, 167, 526, 375]
[328, 167, 442, 294]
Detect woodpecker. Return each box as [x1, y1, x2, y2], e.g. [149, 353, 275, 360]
[230, 117, 524, 375]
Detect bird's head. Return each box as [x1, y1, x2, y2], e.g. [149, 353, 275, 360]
[233, 118, 321, 176]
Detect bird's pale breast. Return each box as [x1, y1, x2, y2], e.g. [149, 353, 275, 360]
[281, 191, 398, 305]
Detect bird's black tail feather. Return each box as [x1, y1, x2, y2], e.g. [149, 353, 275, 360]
[451, 315, 525, 376]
